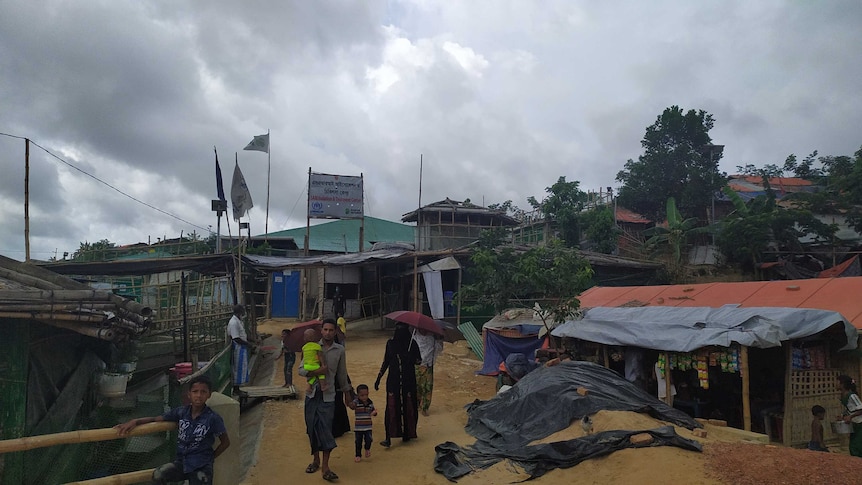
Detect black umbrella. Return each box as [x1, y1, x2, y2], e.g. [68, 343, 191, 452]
[434, 319, 464, 343]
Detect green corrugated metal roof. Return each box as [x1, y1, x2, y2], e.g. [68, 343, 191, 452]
[262, 216, 415, 252]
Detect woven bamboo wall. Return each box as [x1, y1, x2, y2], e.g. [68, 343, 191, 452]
[788, 370, 843, 445]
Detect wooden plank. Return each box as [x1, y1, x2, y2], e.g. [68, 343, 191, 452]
[458, 322, 483, 360]
[238, 385, 297, 398]
[741, 346, 751, 431]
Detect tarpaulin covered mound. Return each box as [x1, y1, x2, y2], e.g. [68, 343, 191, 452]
[434, 361, 703, 481]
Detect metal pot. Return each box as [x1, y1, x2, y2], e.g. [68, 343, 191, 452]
[831, 420, 854, 434]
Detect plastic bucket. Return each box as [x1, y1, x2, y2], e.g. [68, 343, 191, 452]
[171, 362, 194, 379]
[831, 421, 854, 434]
[99, 372, 130, 398]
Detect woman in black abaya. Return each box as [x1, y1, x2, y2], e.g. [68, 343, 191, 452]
[374, 323, 421, 447]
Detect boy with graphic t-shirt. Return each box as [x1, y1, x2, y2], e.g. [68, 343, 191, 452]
[115, 375, 230, 484]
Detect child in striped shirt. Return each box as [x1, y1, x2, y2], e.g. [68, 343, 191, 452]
[352, 384, 377, 462]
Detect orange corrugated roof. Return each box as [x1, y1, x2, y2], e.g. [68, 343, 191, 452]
[578, 277, 862, 329]
[739, 176, 813, 187]
[818, 255, 858, 278]
[615, 207, 651, 224]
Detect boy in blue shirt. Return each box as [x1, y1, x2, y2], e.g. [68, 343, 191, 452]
[116, 375, 230, 484]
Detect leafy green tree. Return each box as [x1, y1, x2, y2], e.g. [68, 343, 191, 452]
[527, 176, 588, 247]
[73, 239, 116, 261]
[642, 198, 712, 279]
[717, 187, 836, 271]
[487, 200, 526, 221]
[783, 146, 862, 232]
[459, 235, 593, 327]
[581, 206, 620, 254]
[616, 106, 726, 222]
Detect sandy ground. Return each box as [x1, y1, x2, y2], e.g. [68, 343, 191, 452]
[241, 319, 862, 485]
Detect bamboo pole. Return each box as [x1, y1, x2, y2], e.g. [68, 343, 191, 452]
[0, 288, 152, 317]
[412, 254, 419, 312]
[24, 138, 30, 262]
[741, 345, 751, 431]
[0, 312, 109, 322]
[0, 422, 176, 454]
[63, 469, 155, 485]
[0, 303, 116, 312]
[37, 319, 116, 341]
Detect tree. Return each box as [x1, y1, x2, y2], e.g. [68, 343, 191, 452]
[616, 106, 726, 222]
[717, 187, 835, 271]
[581, 206, 620, 254]
[73, 239, 116, 261]
[527, 176, 588, 247]
[783, 145, 862, 233]
[487, 200, 526, 221]
[642, 198, 712, 279]
[459, 234, 593, 327]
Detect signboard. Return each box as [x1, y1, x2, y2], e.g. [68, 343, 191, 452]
[308, 173, 364, 219]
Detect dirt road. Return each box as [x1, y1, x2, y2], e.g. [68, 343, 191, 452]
[244, 319, 862, 485]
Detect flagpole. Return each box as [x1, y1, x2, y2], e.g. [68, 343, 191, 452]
[265, 129, 271, 240]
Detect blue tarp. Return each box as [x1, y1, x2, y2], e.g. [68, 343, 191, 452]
[478, 330, 544, 376]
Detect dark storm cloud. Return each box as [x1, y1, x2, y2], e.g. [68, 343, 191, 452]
[1, 1, 861, 259]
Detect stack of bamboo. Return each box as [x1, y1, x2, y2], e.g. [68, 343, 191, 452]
[0, 255, 152, 342]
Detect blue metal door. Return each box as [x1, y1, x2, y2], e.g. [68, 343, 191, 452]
[271, 271, 300, 318]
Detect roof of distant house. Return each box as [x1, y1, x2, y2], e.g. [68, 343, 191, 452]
[401, 198, 519, 225]
[723, 175, 816, 201]
[615, 206, 651, 224]
[263, 216, 415, 253]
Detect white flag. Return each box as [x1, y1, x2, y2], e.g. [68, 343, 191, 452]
[244, 133, 269, 153]
[231, 162, 254, 221]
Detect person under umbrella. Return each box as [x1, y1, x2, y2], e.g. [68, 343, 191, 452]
[375, 323, 421, 447]
[412, 329, 443, 416]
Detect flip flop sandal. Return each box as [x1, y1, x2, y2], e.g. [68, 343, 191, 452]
[305, 463, 320, 473]
[323, 470, 339, 481]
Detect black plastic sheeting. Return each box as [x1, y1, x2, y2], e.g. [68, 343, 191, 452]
[434, 361, 703, 481]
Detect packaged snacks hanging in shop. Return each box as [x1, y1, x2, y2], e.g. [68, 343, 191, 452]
[697, 353, 709, 389]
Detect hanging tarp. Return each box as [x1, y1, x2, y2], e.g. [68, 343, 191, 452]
[434, 361, 702, 481]
[478, 330, 544, 376]
[552, 306, 857, 352]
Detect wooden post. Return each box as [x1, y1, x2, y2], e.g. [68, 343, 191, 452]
[412, 254, 419, 312]
[603, 345, 610, 368]
[783, 343, 793, 446]
[664, 352, 673, 407]
[24, 138, 30, 262]
[181, 272, 190, 362]
[456, 265, 463, 326]
[377, 264, 384, 329]
[741, 345, 751, 431]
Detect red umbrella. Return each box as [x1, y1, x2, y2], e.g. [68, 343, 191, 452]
[283, 320, 345, 353]
[384, 311, 444, 336]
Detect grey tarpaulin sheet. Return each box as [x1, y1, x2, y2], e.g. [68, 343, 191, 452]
[552, 306, 857, 352]
[433, 361, 702, 481]
[243, 247, 411, 270]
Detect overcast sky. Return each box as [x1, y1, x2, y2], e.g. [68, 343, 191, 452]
[2, 1, 861, 261]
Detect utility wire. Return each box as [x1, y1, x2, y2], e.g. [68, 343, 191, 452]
[278, 181, 308, 229]
[1, 132, 209, 232]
